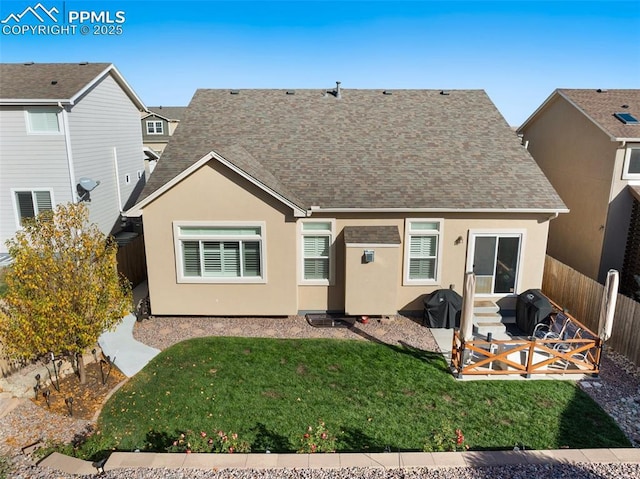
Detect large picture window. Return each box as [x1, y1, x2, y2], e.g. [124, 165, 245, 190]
[13, 189, 53, 227]
[300, 220, 334, 284]
[404, 219, 443, 284]
[175, 224, 265, 283]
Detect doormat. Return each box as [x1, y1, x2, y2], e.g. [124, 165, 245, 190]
[306, 314, 356, 328]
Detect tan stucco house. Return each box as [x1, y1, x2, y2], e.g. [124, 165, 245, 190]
[127, 85, 567, 316]
[518, 89, 640, 297]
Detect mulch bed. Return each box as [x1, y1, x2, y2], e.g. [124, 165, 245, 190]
[29, 360, 126, 420]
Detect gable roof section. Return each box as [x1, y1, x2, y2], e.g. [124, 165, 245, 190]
[0, 62, 147, 110]
[136, 88, 566, 213]
[143, 106, 186, 121]
[519, 89, 640, 141]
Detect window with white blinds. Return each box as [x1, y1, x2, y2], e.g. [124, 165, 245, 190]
[300, 221, 333, 283]
[14, 190, 53, 226]
[176, 224, 264, 282]
[404, 219, 443, 284]
[26, 108, 61, 133]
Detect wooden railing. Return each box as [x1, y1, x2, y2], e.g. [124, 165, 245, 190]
[450, 299, 602, 378]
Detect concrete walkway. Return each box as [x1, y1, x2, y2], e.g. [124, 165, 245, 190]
[98, 313, 160, 377]
[38, 448, 640, 475]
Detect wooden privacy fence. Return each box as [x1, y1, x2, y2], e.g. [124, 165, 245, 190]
[116, 233, 147, 287]
[542, 255, 640, 368]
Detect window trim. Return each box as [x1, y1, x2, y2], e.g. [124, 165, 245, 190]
[403, 218, 444, 286]
[146, 120, 164, 135]
[173, 221, 267, 284]
[298, 219, 336, 286]
[24, 107, 62, 135]
[622, 145, 640, 180]
[11, 188, 55, 229]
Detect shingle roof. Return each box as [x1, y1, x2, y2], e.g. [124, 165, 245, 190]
[139, 88, 566, 211]
[343, 226, 401, 244]
[0, 62, 111, 100]
[558, 89, 640, 140]
[147, 106, 186, 120]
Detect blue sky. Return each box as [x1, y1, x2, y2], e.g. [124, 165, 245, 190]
[1, 0, 639, 125]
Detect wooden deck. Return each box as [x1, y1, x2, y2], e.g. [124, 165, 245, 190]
[450, 299, 602, 378]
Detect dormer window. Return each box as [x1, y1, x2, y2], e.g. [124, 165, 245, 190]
[146, 120, 163, 134]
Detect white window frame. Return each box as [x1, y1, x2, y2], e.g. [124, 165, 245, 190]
[466, 229, 526, 297]
[403, 218, 444, 286]
[622, 145, 640, 180]
[173, 221, 267, 284]
[24, 107, 62, 134]
[11, 188, 55, 229]
[146, 120, 164, 135]
[298, 219, 336, 285]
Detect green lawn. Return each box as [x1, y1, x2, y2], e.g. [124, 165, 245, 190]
[92, 336, 628, 456]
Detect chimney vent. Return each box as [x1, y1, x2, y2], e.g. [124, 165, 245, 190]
[336, 81, 342, 99]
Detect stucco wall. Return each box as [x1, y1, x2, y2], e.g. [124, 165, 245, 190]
[143, 161, 299, 316]
[521, 95, 617, 280]
[142, 158, 553, 316]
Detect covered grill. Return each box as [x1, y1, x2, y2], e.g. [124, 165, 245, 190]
[423, 289, 463, 328]
[516, 289, 553, 335]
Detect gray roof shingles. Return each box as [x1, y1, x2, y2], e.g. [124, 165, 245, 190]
[559, 89, 640, 140]
[0, 62, 112, 100]
[147, 106, 186, 120]
[343, 226, 401, 245]
[140, 88, 566, 211]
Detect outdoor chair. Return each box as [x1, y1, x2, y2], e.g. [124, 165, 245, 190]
[532, 312, 571, 342]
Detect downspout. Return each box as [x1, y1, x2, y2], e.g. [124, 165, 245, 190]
[59, 103, 77, 202]
[112, 147, 123, 212]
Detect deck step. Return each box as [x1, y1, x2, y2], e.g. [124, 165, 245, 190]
[474, 300, 499, 314]
[473, 321, 508, 337]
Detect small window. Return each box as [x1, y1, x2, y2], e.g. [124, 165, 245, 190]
[175, 224, 265, 283]
[26, 108, 60, 133]
[404, 219, 443, 284]
[146, 120, 163, 134]
[14, 190, 53, 226]
[300, 221, 334, 284]
[623, 147, 640, 179]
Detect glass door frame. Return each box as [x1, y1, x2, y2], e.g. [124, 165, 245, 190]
[465, 229, 526, 296]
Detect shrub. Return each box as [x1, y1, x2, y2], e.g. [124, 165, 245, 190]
[423, 423, 469, 452]
[297, 421, 336, 453]
[168, 429, 250, 454]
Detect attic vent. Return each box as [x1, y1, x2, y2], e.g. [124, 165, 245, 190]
[51, 80, 58, 85]
[79, 62, 89, 65]
[24, 62, 34, 66]
[597, 88, 607, 93]
[230, 90, 240, 95]
[382, 90, 393, 95]
[622, 104, 630, 109]
[614, 112, 639, 125]
[440, 90, 450, 96]
[286, 90, 295, 95]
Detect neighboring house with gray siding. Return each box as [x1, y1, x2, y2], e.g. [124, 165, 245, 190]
[0, 62, 148, 260]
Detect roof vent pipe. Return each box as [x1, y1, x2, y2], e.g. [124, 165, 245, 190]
[336, 81, 342, 99]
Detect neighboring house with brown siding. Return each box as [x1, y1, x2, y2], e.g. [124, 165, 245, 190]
[127, 85, 567, 316]
[0, 62, 148, 263]
[518, 89, 640, 297]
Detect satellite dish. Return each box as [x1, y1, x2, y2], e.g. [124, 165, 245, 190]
[78, 177, 100, 191]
